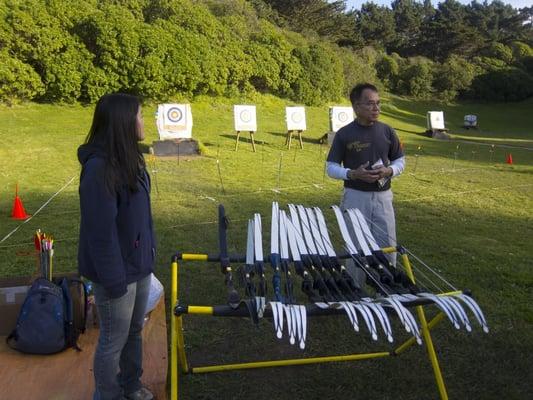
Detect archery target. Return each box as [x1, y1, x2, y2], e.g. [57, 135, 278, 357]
[156, 104, 193, 139]
[234, 105, 257, 131]
[167, 107, 183, 123]
[285, 107, 306, 131]
[464, 114, 477, 127]
[329, 106, 354, 132]
[427, 111, 445, 130]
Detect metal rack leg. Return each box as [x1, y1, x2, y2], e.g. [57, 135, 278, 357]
[401, 253, 449, 400]
[171, 261, 178, 400]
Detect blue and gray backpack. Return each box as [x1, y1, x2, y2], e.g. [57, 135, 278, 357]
[6, 277, 87, 354]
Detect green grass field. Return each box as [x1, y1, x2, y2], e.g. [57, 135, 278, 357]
[1, 94, 532, 399]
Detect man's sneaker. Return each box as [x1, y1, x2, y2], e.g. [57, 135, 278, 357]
[125, 387, 154, 400]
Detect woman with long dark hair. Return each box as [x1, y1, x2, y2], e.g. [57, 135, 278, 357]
[78, 93, 156, 400]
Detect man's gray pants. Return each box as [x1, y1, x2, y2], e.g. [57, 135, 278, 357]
[340, 188, 397, 288]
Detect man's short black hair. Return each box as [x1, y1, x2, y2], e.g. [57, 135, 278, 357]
[350, 83, 378, 105]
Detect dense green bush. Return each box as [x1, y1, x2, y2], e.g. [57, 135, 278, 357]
[509, 41, 533, 61]
[469, 67, 533, 101]
[6, 0, 94, 102]
[0, 51, 45, 102]
[472, 56, 508, 74]
[482, 42, 514, 64]
[339, 46, 379, 96]
[521, 56, 533, 77]
[291, 42, 344, 105]
[396, 57, 434, 99]
[376, 54, 399, 91]
[0, 0, 530, 104]
[433, 55, 475, 102]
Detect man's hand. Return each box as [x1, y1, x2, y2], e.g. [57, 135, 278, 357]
[347, 162, 381, 183]
[372, 166, 393, 180]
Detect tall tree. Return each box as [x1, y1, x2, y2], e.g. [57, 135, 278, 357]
[263, 0, 356, 44]
[466, 1, 530, 44]
[355, 2, 396, 50]
[421, 0, 483, 61]
[390, 0, 425, 56]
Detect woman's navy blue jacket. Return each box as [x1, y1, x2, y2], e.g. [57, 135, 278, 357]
[77, 144, 156, 298]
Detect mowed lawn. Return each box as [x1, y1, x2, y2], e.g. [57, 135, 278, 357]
[0, 94, 532, 399]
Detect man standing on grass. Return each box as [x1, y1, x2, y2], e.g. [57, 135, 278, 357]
[326, 83, 405, 283]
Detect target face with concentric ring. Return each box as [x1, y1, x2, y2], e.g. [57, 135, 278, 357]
[290, 112, 303, 123]
[167, 107, 183, 123]
[240, 110, 252, 123]
[337, 111, 349, 122]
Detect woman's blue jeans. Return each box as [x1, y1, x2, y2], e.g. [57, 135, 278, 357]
[93, 274, 151, 400]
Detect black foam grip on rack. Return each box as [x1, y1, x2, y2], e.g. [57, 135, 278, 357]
[218, 204, 230, 274]
[173, 296, 439, 319]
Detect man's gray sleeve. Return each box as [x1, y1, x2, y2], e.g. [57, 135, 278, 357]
[327, 161, 349, 180]
[390, 156, 405, 177]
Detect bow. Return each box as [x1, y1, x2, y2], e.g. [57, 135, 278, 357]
[253, 213, 267, 318]
[331, 205, 421, 343]
[279, 210, 307, 349]
[218, 204, 240, 308]
[269, 202, 285, 339]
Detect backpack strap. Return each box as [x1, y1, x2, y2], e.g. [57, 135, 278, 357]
[59, 278, 81, 351]
[68, 278, 88, 334]
[6, 331, 17, 348]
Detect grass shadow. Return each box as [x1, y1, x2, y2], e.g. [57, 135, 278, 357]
[266, 131, 321, 145]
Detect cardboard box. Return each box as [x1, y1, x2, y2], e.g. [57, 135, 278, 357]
[0, 276, 32, 335]
[0, 273, 83, 335]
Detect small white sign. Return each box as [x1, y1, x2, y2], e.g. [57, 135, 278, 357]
[285, 106, 306, 131]
[156, 104, 193, 140]
[427, 111, 446, 131]
[329, 106, 355, 132]
[234, 105, 257, 132]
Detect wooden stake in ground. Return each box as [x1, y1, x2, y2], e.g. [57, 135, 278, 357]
[216, 159, 225, 194]
[276, 152, 283, 192]
[452, 144, 460, 171]
[413, 146, 421, 174]
[148, 148, 160, 198]
[322, 147, 328, 182]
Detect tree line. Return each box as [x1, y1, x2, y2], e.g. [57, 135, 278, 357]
[258, 0, 533, 101]
[1, 0, 532, 105]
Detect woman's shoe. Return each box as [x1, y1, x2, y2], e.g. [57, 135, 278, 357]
[125, 387, 154, 400]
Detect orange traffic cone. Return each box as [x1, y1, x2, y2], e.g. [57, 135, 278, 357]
[11, 184, 30, 220]
[506, 154, 513, 165]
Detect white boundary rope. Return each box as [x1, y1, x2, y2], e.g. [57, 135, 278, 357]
[1, 180, 531, 249]
[397, 183, 532, 203]
[0, 176, 76, 244]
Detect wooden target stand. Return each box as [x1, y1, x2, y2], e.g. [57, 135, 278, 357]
[234, 131, 256, 152]
[285, 130, 304, 150]
[169, 247, 457, 400]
